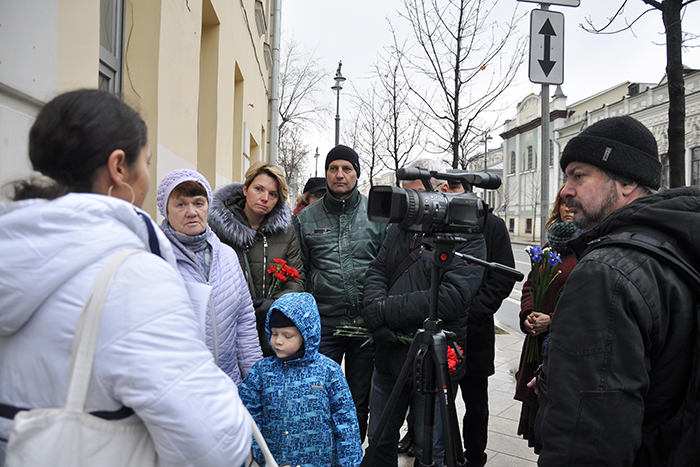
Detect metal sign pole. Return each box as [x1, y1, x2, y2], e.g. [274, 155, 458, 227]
[540, 3, 550, 246]
[521, 0, 576, 243]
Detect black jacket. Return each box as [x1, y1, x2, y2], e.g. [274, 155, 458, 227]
[463, 212, 516, 377]
[538, 187, 700, 466]
[363, 225, 485, 381]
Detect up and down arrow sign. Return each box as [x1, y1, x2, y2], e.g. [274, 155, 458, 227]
[529, 10, 564, 85]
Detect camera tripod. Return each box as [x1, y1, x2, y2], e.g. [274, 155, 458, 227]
[361, 233, 523, 467]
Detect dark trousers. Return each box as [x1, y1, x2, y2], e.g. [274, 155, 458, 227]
[367, 370, 445, 467]
[459, 375, 489, 467]
[319, 325, 374, 441]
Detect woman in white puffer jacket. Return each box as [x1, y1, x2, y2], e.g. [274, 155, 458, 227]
[0, 89, 251, 466]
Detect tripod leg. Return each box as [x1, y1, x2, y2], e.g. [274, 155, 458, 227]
[361, 335, 423, 467]
[431, 334, 468, 467]
[419, 376, 437, 467]
[417, 255, 440, 467]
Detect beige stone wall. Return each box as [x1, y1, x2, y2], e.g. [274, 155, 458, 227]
[57, 0, 99, 91]
[2, 0, 274, 218]
[122, 0, 274, 216]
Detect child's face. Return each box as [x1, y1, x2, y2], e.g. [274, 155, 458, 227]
[270, 326, 303, 359]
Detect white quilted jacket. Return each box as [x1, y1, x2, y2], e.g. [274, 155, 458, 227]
[0, 193, 251, 466]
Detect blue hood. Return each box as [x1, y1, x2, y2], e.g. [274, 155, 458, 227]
[265, 292, 320, 362]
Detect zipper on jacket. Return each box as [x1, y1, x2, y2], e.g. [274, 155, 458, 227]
[208, 290, 218, 366]
[184, 254, 219, 366]
[262, 234, 268, 297]
[243, 246, 256, 298]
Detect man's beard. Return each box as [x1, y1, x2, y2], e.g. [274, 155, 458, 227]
[566, 181, 619, 230]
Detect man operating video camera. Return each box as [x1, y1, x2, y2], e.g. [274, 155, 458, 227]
[361, 158, 487, 467]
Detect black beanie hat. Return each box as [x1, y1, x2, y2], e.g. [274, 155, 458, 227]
[269, 309, 296, 329]
[559, 116, 661, 190]
[325, 145, 361, 178]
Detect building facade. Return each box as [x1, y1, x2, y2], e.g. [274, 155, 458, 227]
[0, 0, 278, 218]
[464, 145, 505, 215]
[501, 69, 700, 242]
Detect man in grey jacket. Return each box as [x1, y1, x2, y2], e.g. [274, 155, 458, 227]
[538, 115, 700, 466]
[293, 145, 388, 441]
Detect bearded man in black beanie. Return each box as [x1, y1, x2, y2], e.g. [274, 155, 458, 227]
[536, 115, 700, 466]
[293, 145, 388, 442]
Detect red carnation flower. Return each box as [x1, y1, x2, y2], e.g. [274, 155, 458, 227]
[266, 258, 300, 297]
[274, 272, 288, 282]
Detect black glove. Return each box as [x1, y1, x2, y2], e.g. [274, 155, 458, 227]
[251, 298, 275, 357]
[361, 299, 386, 332]
[372, 326, 399, 346]
[252, 298, 275, 322]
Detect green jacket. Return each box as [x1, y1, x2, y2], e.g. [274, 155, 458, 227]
[294, 186, 388, 328]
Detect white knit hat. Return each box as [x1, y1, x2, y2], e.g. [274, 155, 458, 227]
[156, 169, 213, 218]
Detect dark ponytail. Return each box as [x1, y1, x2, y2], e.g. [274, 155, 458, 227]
[12, 89, 147, 201]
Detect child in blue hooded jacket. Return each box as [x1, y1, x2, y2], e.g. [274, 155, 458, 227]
[239, 292, 362, 467]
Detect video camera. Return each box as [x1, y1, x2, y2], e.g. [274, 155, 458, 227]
[367, 168, 501, 233]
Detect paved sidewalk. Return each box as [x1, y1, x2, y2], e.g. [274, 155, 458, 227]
[394, 322, 538, 466]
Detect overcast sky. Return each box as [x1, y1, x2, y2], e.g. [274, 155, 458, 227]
[281, 0, 700, 176]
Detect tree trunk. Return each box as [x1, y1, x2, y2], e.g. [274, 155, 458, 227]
[452, 72, 461, 169]
[663, 0, 686, 187]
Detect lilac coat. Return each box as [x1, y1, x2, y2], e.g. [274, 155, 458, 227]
[170, 230, 263, 386]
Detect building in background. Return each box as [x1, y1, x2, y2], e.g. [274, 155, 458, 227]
[0, 0, 279, 218]
[359, 170, 395, 194]
[464, 144, 505, 216]
[501, 68, 700, 242]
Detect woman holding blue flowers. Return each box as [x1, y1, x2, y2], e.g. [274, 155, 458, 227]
[514, 185, 580, 454]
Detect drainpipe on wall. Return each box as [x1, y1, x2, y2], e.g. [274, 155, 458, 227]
[268, 0, 281, 164]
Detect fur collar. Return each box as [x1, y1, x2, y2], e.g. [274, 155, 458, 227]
[208, 182, 292, 248]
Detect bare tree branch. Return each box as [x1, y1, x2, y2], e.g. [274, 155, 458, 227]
[345, 86, 385, 186]
[277, 125, 310, 197]
[399, 0, 527, 168]
[581, 0, 698, 188]
[278, 38, 328, 134]
[277, 37, 329, 196]
[581, 1, 659, 35]
[347, 25, 427, 185]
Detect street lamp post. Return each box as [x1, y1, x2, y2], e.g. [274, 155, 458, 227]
[480, 131, 493, 199]
[314, 147, 320, 177]
[331, 61, 346, 147]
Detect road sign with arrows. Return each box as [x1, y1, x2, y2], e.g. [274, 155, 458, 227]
[529, 9, 564, 85]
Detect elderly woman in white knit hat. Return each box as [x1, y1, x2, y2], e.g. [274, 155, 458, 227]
[157, 169, 262, 386]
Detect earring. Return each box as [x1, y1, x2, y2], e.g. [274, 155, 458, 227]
[108, 182, 136, 205]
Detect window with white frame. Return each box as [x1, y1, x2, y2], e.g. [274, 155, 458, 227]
[526, 146, 533, 171]
[549, 139, 554, 166]
[510, 151, 516, 174]
[255, 0, 268, 36]
[660, 153, 670, 189]
[692, 148, 700, 186]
